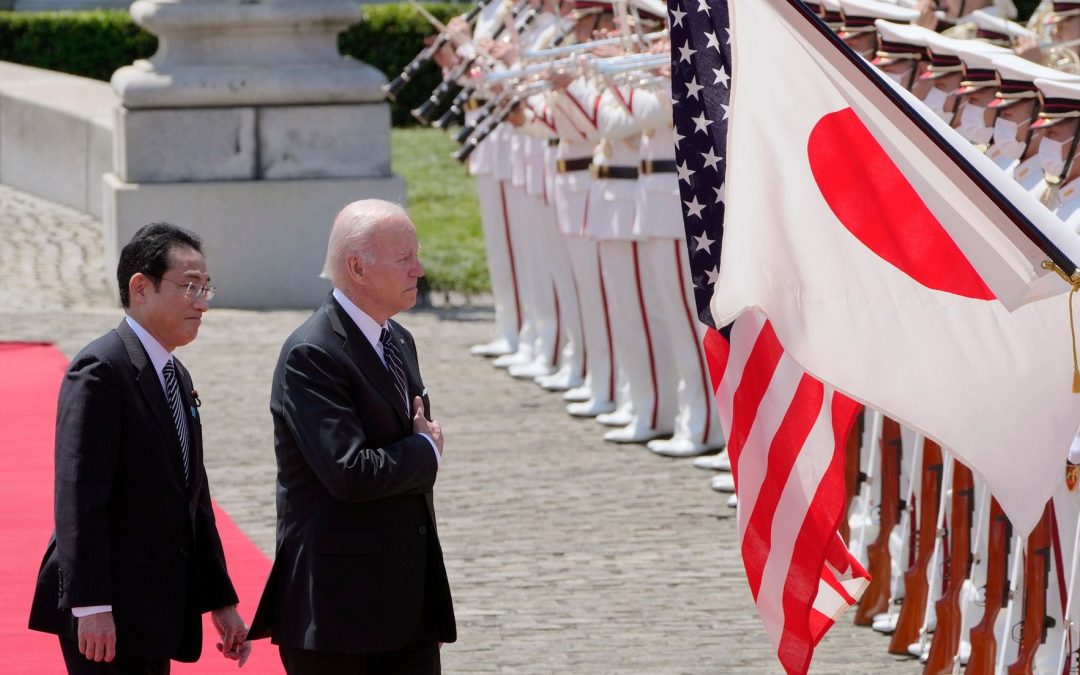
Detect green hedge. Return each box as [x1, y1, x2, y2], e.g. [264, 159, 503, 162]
[0, 4, 465, 127]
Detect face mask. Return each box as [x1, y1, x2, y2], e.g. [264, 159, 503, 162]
[991, 118, 1026, 159]
[922, 86, 950, 121]
[957, 104, 993, 145]
[1038, 136, 1067, 176]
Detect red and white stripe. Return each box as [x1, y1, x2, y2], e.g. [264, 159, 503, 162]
[703, 312, 869, 675]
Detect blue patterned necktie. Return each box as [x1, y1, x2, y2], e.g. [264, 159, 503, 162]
[162, 359, 191, 485]
[380, 327, 410, 417]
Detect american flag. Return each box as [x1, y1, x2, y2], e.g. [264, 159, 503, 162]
[668, 1, 870, 672]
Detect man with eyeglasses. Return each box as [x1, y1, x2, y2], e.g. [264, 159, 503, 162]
[249, 199, 456, 674]
[29, 222, 251, 674]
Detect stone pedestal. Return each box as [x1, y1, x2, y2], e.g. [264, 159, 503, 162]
[104, 0, 400, 309]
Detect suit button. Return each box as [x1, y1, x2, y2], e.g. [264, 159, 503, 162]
[178, 545, 189, 558]
[418, 526, 427, 535]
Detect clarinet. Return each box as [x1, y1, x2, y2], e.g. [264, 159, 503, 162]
[412, 2, 538, 125]
[434, 87, 474, 129]
[452, 96, 520, 163]
[453, 97, 499, 144]
[381, 0, 490, 102]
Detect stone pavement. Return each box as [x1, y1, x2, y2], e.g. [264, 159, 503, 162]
[0, 183, 921, 673]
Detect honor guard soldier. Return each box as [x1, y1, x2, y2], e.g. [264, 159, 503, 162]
[632, 75, 726, 458]
[990, 54, 1080, 193]
[871, 19, 937, 90]
[1031, 76, 1080, 224]
[838, 0, 920, 61]
[952, 43, 1013, 149]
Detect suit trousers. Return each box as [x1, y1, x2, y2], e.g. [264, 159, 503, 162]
[59, 636, 170, 675]
[279, 641, 440, 675]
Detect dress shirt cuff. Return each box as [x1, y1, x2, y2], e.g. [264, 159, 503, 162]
[72, 605, 112, 618]
[419, 433, 442, 467]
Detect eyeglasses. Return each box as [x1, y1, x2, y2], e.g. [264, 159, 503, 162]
[159, 277, 217, 302]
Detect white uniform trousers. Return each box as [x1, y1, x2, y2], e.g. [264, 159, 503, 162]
[638, 237, 723, 447]
[475, 175, 521, 354]
[597, 239, 676, 437]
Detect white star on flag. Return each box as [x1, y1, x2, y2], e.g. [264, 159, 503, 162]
[673, 127, 685, 149]
[705, 31, 721, 53]
[670, 5, 687, 27]
[692, 111, 713, 134]
[685, 76, 704, 100]
[676, 159, 694, 185]
[704, 265, 719, 285]
[700, 148, 722, 170]
[697, 0, 711, 14]
[720, 102, 730, 120]
[713, 183, 725, 204]
[693, 230, 716, 253]
[678, 41, 697, 64]
[712, 65, 729, 87]
[684, 196, 706, 219]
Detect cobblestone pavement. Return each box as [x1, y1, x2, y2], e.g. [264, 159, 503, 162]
[0, 183, 921, 673]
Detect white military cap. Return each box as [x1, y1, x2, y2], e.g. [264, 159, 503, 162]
[1032, 77, 1080, 127]
[921, 31, 978, 79]
[873, 19, 937, 66]
[971, 9, 1036, 46]
[955, 43, 1013, 92]
[840, 0, 920, 34]
[989, 54, 1080, 107]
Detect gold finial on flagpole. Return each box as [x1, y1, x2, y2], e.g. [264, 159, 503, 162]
[1042, 260, 1080, 393]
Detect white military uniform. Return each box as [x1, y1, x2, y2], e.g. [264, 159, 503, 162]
[548, 75, 619, 416]
[632, 86, 725, 456]
[583, 84, 677, 443]
[467, 0, 521, 358]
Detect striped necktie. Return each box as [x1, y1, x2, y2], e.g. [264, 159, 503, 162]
[380, 327, 410, 417]
[162, 359, 191, 485]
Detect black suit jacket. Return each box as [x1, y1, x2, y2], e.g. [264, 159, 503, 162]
[249, 295, 456, 654]
[28, 320, 238, 662]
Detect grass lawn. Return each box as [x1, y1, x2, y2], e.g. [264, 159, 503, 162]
[391, 126, 487, 297]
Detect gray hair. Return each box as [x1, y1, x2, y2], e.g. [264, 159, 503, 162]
[321, 199, 410, 288]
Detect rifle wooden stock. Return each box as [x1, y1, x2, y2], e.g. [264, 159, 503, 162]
[1006, 503, 1054, 675]
[965, 498, 1012, 675]
[924, 463, 975, 674]
[889, 439, 944, 655]
[854, 416, 902, 626]
[840, 410, 865, 545]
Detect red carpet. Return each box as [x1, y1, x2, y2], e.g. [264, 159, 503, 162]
[1, 343, 281, 673]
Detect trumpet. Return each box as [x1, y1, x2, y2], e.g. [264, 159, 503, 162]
[589, 52, 669, 76]
[521, 29, 667, 60]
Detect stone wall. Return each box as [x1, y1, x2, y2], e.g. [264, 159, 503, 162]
[0, 61, 114, 219]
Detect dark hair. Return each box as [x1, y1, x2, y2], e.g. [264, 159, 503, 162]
[117, 222, 202, 307]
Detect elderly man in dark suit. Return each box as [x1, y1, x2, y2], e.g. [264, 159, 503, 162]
[249, 199, 456, 674]
[28, 223, 250, 673]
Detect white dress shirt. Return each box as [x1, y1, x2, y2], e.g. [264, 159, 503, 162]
[332, 288, 441, 465]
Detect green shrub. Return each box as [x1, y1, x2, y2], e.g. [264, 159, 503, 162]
[0, 9, 156, 81]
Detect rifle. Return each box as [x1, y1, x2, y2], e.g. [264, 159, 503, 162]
[888, 438, 944, 655]
[854, 415, 901, 625]
[965, 497, 1013, 674]
[924, 462, 975, 674]
[1006, 502, 1054, 675]
[840, 409, 866, 546]
[1055, 494, 1080, 673]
